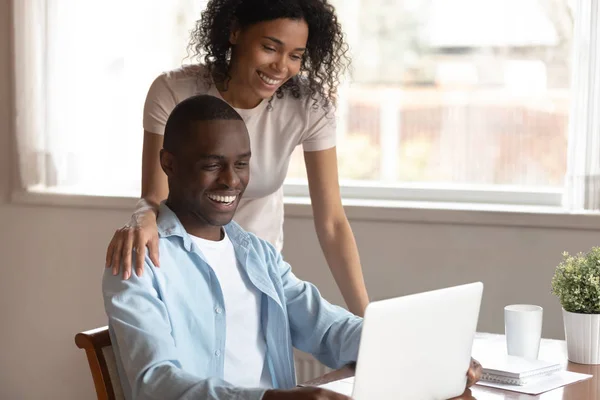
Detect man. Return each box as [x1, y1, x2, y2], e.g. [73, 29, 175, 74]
[103, 95, 480, 400]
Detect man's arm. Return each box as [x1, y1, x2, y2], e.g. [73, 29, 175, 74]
[274, 253, 363, 369]
[102, 259, 267, 400]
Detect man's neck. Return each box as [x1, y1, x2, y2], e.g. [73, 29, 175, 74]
[166, 203, 223, 241]
[185, 225, 224, 241]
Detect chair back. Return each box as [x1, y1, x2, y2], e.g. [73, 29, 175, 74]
[74, 326, 125, 400]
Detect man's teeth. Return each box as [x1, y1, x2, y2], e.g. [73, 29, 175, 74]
[208, 194, 236, 204]
[258, 71, 282, 85]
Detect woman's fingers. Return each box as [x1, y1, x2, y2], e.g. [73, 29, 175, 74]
[106, 233, 117, 269]
[112, 230, 124, 277]
[134, 233, 147, 277]
[148, 235, 160, 268]
[120, 228, 133, 279]
[107, 225, 159, 279]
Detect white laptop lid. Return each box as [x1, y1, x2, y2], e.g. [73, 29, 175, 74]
[351, 282, 483, 400]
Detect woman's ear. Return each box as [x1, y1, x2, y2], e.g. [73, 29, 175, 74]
[229, 20, 241, 45]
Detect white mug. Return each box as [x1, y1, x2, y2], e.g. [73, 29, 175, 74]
[504, 304, 543, 359]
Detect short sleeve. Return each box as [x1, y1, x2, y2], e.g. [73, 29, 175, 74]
[301, 104, 337, 152]
[143, 74, 178, 135]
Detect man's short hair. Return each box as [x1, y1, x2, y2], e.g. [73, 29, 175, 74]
[163, 95, 244, 153]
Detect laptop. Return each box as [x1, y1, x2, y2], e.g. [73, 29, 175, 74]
[320, 282, 483, 400]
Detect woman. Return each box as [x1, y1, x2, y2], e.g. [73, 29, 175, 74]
[105, 0, 370, 316]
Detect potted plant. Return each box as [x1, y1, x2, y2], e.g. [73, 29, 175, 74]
[551, 247, 600, 364]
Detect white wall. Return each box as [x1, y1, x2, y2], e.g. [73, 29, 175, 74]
[0, 3, 132, 398]
[2, 1, 600, 398]
[283, 214, 600, 335]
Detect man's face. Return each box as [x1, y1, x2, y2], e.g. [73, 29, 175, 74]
[162, 119, 251, 230]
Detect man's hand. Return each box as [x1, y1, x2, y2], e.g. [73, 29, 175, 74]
[466, 358, 482, 388]
[262, 387, 351, 400]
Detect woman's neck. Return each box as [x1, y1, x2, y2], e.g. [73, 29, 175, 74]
[213, 71, 262, 109]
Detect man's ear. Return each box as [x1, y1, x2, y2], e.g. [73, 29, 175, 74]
[159, 149, 175, 177]
[229, 20, 241, 45]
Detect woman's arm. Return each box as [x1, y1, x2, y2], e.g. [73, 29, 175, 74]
[105, 131, 168, 279]
[303, 147, 369, 316]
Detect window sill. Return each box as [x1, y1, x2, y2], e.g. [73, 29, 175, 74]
[284, 197, 600, 231]
[10, 189, 600, 231]
[11, 189, 140, 210]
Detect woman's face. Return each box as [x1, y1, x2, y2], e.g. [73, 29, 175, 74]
[228, 18, 309, 107]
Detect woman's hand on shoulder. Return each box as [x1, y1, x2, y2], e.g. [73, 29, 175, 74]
[105, 204, 160, 279]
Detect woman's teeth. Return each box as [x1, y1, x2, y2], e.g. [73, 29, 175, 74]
[207, 194, 236, 204]
[258, 71, 282, 86]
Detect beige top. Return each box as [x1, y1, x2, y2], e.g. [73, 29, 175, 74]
[143, 65, 337, 250]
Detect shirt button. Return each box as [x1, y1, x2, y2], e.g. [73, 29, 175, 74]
[215, 307, 222, 314]
[215, 350, 221, 357]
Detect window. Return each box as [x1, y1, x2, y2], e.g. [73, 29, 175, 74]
[17, 0, 207, 197]
[15, 0, 592, 208]
[287, 0, 574, 205]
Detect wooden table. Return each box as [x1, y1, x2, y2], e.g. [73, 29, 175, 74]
[304, 333, 600, 399]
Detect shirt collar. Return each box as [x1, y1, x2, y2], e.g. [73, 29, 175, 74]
[157, 202, 250, 252]
[158, 202, 283, 315]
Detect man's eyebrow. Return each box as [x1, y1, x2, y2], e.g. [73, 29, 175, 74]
[198, 151, 252, 160]
[198, 154, 225, 161]
[263, 36, 306, 51]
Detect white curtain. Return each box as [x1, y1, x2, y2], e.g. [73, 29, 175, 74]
[12, 0, 206, 196]
[563, 0, 600, 211]
[12, 0, 47, 190]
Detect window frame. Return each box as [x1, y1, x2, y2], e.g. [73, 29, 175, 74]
[283, 179, 563, 207]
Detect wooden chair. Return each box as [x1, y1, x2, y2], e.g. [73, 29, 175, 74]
[74, 326, 125, 400]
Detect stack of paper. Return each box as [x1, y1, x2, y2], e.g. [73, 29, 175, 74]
[477, 370, 592, 395]
[480, 355, 562, 385]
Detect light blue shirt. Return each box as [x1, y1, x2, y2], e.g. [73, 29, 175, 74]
[103, 204, 363, 400]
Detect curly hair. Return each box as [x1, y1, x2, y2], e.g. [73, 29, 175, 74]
[188, 0, 350, 109]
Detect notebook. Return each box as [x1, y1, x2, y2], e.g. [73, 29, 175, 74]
[481, 355, 562, 386]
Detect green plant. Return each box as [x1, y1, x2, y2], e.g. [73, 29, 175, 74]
[551, 247, 600, 314]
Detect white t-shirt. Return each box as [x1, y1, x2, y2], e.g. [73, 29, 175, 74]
[190, 230, 272, 388]
[143, 65, 337, 250]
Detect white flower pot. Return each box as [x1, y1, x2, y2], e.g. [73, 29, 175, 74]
[563, 308, 600, 364]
